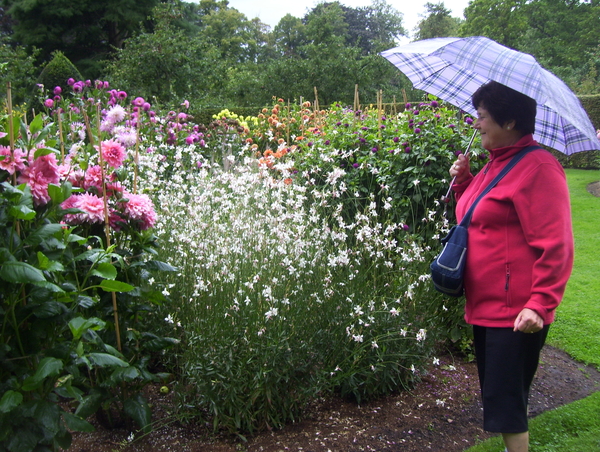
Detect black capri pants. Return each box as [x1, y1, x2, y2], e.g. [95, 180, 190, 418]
[473, 325, 549, 433]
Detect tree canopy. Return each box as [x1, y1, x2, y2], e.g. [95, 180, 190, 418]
[0, 0, 598, 110]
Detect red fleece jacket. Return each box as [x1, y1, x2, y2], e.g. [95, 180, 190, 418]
[453, 135, 574, 328]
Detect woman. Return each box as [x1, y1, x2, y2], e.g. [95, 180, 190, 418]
[450, 81, 574, 452]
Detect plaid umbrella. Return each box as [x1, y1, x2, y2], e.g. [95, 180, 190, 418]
[381, 36, 600, 155]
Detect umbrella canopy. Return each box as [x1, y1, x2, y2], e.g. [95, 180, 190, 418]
[381, 36, 600, 155]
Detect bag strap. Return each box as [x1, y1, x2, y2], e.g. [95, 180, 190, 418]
[460, 145, 539, 227]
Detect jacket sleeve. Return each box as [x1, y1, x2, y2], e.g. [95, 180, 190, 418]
[452, 174, 473, 202]
[512, 160, 574, 321]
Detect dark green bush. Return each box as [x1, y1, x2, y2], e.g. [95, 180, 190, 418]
[36, 51, 83, 95]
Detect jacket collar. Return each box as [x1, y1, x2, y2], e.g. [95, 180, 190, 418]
[488, 134, 538, 162]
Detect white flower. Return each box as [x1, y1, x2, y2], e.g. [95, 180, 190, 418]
[433, 357, 440, 366]
[265, 307, 278, 320]
[371, 341, 378, 348]
[416, 329, 427, 342]
[436, 399, 446, 407]
[352, 334, 364, 343]
[412, 179, 420, 186]
[164, 314, 174, 324]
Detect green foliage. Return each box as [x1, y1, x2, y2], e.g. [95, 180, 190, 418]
[414, 2, 461, 40]
[0, 38, 38, 106]
[2, 0, 159, 78]
[36, 51, 83, 96]
[105, 4, 227, 106]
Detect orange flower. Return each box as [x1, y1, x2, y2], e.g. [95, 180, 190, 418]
[283, 178, 293, 185]
[277, 138, 285, 145]
[295, 136, 305, 141]
[264, 149, 274, 157]
[246, 138, 253, 144]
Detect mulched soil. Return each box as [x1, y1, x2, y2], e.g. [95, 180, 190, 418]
[68, 346, 600, 452]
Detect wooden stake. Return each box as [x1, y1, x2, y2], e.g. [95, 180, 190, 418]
[96, 105, 122, 352]
[57, 112, 65, 164]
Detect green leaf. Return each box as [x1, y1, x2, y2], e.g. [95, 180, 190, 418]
[9, 204, 36, 220]
[48, 183, 64, 204]
[0, 261, 45, 283]
[88, 353, 129, 368]
[91, 262, 117, 280]
[74, 390, 104, 419]
[123, 393, 152, 433]
[62, 412, 95, 433]
[22, 357, 63, 391]
[144, 260, 178, 272]
[110, 366, 140, 384]
[32, 280, 65, 293]
[68, 317, 105, 340]
[99, 280, 134, 292]
[33, 147, 59, 159]
[25, 224, 63, 247]
[0, 390, 23, 413]
[29, 113, 44, 135]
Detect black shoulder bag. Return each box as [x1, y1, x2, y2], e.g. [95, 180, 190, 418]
[430, 146, 539, 297]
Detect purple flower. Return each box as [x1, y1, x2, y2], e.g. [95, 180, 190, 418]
[325, 140, 330, 145]
[393, 137, 400, 143]
[133, 97, 145, 107]
[353, 163, 360, 168]
[413, 110, 420, 115]
[465, 117, 474, 125]
[405, 103, 412, 109]
[53, 86, 62, 96]
[414, 128, 421, 134]
[448, 124, 456, 129]
[371, 147, 378, 153]
[405, 146, 412, 153]
[44, 99, 54, 108]
[402, 223, 410, 231]
[67, 78, 75, 86]
[431, 100, 439, 107]
[117, 91, 127, 100]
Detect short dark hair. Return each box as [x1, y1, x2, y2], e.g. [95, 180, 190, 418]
[472, 81, 537, 135]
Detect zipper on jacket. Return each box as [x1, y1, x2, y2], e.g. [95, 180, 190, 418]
[505, 265, 510, 291]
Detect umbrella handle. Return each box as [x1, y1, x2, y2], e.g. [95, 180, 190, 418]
[441, 130, 478, 203]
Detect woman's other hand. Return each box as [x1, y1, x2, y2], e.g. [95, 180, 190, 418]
[450, 153, 470, 185]
[514, 308, 544, 333]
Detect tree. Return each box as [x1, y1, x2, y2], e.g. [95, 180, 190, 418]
[1, 0, 159, 77]
[105, 4, 226, 106]
[459, 0, 528, 49]
[414, 2, 460, 41]
[342, 0, 406, 54]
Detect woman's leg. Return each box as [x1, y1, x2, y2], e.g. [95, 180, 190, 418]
[502, 431, 529, 452]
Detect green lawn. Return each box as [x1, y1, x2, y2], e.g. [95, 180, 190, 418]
[549, 169, 600, 368]
[466, 168, 600, 452]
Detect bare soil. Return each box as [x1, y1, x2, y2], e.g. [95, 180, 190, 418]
[69, 346, 600, 452]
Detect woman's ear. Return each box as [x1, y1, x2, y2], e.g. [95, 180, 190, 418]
[505, 120, 516, 131]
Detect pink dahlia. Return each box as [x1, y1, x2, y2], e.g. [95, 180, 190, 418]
[61, 193, 105, 225]
[0, 146, 27, 175]
[120, 193, 157, 230]
[83, 165, 104, 193]
[98, 139, 126, 169]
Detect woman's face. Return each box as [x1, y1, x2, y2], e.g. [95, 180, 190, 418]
[474, 106, 518, 150]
